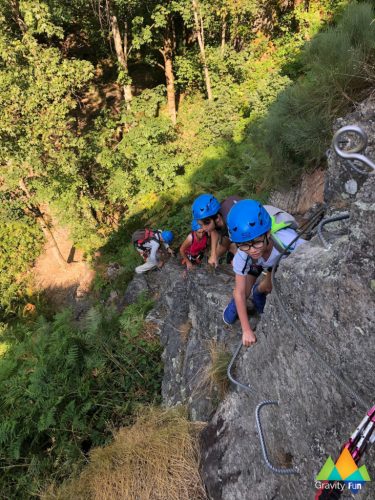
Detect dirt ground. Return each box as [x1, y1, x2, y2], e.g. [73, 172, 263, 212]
[32, 223, 95, 314]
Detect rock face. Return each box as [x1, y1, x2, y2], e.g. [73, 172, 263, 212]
[325, 96, 375, 209]
[201, 174, 375, 500]
[124, 100, 375, 499]
[125, 262, 257, 422]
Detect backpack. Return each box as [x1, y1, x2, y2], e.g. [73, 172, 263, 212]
[264, 205, 299, 254]
[132, 229, 160, 251]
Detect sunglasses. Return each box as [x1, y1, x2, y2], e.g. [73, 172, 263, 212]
[236, 234, 268, 251]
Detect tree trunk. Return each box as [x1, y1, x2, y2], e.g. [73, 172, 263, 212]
[19, 179, 67, 267]
[10, 0, 27, 33]
[221, 15, 227, 55]
[110, 13, 132, 109]
[161, 19, 177, 125]
[192, 0, 212, 100]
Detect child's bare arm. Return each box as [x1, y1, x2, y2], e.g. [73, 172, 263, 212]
[234, 274, 257, 346]
[208, 230, 219, 267]
[179, 234, 193, 258]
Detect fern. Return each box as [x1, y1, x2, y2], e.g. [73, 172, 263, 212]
[0, 295, 162, 497]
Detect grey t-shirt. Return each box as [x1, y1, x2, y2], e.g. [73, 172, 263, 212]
[232, 228, 305, 276]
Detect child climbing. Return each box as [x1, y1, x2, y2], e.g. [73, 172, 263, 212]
[179, 220, 209, 270]
[191, 194, 241, 267]
[223, 200, 305, 347]
[132, 229, 174, 274]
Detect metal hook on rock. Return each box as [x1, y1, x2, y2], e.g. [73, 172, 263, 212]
[332, 125, 375, 173]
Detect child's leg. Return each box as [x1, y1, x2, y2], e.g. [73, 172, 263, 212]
[251, 283, 267, 313]
[223, 274, 256, 325]
[135, 259, 157, 274]
[251, 273, 271, 313]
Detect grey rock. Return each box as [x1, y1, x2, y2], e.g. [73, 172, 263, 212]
[122, 273, 149, 305]
[324, 95, 375, 209]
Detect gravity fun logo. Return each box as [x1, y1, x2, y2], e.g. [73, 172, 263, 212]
[315, 447, 371, 495]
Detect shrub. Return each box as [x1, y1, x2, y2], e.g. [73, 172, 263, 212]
[260, 2, 375, 186]
[0, 295, 162, 497]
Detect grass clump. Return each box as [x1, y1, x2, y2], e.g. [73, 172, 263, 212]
[47, 406, 207, 500]
[195, 340, 232, 402]
[206, 340, 232, 398]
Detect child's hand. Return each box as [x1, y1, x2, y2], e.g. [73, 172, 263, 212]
[186, 261, 194, 271]
[167, 248, 175, 256]
[242, 329, 257, 347]
[157, 261, 164, 269]
[208, 255, 218, 268]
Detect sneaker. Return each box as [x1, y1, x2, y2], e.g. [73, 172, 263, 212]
[223, 298, 238, 325]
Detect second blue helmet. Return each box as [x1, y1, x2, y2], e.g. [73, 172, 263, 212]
[161, 230, 174, 244]
[227, 200, 271, 243]
[192, 194, 220, 220]
[191, 219, 202, 231]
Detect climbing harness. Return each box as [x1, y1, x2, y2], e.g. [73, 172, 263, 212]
[332, 125, 375, 174]
[317, 213, 349, 250]
[315, 404, 375, 499]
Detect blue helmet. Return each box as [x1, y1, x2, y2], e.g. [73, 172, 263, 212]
[227, 200, 271, 243]
[161, 230, 174, 244]
[192, 194, 220, 220]
[191, 219, 202, 231]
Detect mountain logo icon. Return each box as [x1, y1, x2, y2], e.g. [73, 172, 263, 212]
[316, 448, 371, 494]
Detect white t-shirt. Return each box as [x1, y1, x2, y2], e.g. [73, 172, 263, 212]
[141, 230, 169, 264]
[232, 228, 305, 276]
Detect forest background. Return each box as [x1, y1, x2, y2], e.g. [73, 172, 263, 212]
[0, 0, 374, 497]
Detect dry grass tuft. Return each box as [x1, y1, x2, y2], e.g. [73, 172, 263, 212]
[192, 340, 231, 402]
[208, 340, 232, 399]
[47, 406, 207, 500]
[140, 321, 160, 340]
[204, 340, 231, 398]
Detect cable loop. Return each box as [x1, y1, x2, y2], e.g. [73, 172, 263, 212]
[332, 125, 375, 173]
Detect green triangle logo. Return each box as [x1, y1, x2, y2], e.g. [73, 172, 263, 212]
[316, 456, 335, 480]
[358, 465, 371, 482]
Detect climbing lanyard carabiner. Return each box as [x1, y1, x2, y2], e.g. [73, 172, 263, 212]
[343, 404, 375, 463]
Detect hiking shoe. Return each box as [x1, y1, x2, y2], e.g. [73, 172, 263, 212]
[223, 298, 238, 325]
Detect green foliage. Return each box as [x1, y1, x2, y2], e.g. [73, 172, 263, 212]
[260, 1, 375, 185]
[0, 294, 162, 497]
[0, 198, 43, 317]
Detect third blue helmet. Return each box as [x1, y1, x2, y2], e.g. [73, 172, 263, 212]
[161, 230, 174, 244]
[227, 200, 271, 243]
[192, 194, 220, 220]
[191, 219, 202, 231]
